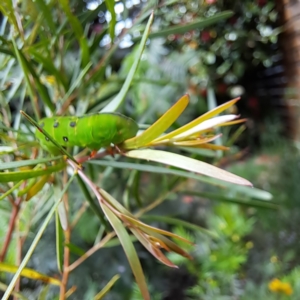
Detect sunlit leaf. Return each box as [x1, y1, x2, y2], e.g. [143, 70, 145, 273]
[154, 98, 240, 142]
[125, 149, 252, 186]
[123, 94, 189, 149]
[170, 115, 238, 141]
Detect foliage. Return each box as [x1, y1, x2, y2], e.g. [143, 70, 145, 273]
[125, 0, 281, 111]
[159, 204, 255, 299]
[0, 0, 276, 299]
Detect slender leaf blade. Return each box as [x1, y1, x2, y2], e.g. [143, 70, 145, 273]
[0, 263, 61, 285]
[0, 162, 66, 183]
[88, 160, 271, 200]
[105, 0, 116, 40]
[148, 11, 233, 39]
[124, 149, 252, 186]
[3, 175, 75, 299]
[100, 203, 150, 300]
[94, 274, 120, 300]
[0, 156, 62, 170]
[101, 12, 154, 112]
[123, 94, 189, 149]
[154, 98, 240, 142]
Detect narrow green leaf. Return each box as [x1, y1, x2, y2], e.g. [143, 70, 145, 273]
[100, 203, 150, 300]
[57, 201, 68, 230]
[11, 39, 55, 113]
[0, 162, 66, 183]
[59, 0, 90, 66]
[0, 156, 62, 171]
[123, 94, 189, 149]
[105, 0, 116, 40]
[76, 175, 108, 229]
[3, 175, 75, 300]
[55, 210, 64, 272]
[90, 28, 108, 54]
[89, 160, 271, 200]
[181, 190, 278, 209]
[147, 11, 233, 39]
[34, 0, 56, 33]
[94, 274, 120, 300]
[79, 2, 105, 27]
[59, 62, 92, 108]
[0, 181, 23, 201]
[29, 49, 68, 91]
[101, 12, 154, 113]
[0, 1, 19, 34]
[125, 149, 252, 186]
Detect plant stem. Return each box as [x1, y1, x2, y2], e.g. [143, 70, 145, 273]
[59, 229, 71, 300]
[0, 197, 22, 262]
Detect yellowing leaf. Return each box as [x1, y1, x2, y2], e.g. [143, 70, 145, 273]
[0, 263, 60, 286]
[26, 175, 50, 201]
[153, 97, 240, 142]
[123, 94, 189, 149]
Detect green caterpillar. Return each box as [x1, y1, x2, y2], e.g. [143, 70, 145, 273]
[35, 113, 139, 154]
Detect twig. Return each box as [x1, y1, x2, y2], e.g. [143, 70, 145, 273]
[59, 230, 71, 300]
[13, 218, 22, 300]
[134, 181, 186, 218]
[0, 197, 23, 262]
[67, 232, 115, 272]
